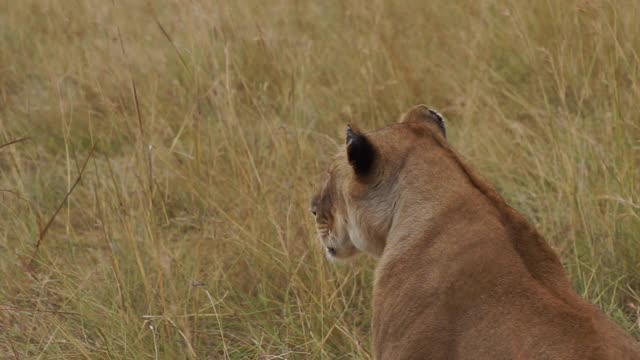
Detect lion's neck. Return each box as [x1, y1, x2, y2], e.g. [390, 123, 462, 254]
[381, 181, 576, 304]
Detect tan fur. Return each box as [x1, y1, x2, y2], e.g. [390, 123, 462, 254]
[311, 105, 640, 359]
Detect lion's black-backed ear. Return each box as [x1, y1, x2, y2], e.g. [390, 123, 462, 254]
[400, 104, 446, 138]
[346, 125, 376, 177]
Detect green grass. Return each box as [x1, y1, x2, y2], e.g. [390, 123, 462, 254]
[1, 0, 639, 358]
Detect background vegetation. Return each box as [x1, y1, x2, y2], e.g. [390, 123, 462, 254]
[1, 0, 639, 358]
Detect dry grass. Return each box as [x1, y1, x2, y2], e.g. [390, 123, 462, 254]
[1, 0, 639, 358]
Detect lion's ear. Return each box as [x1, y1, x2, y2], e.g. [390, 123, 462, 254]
[400, 104, 446, 138]
[346, 125, 376, 177]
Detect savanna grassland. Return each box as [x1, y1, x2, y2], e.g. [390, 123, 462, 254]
[1, 0, 639, 358]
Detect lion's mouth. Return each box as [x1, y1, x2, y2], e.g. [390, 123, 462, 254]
[326, 247, 337, 256]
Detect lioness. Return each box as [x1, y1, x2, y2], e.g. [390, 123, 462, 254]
[310, 105, 640, 359]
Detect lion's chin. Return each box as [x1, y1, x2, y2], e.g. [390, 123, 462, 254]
[324, 246, 358, 262]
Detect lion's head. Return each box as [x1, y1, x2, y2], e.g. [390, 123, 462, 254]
[310, 105, 446, 261]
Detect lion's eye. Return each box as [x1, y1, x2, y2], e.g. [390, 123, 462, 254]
[310, 196, 319, 216]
